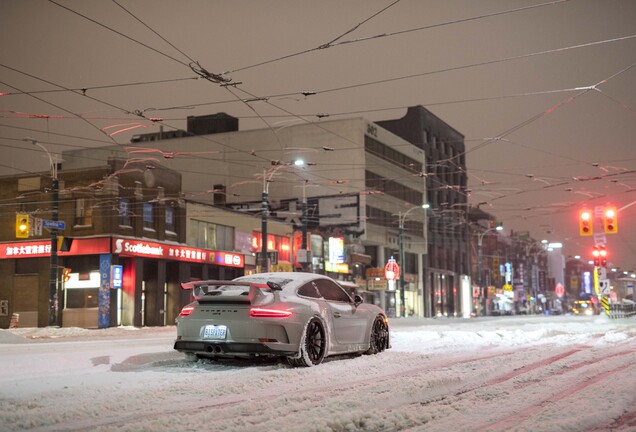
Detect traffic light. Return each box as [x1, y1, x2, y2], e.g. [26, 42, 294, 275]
[62, 268, 72, 283]
[603, 207, 618, 234]
[16, 214, 29, 238]
[579, 210, 592, 236]
[592, 245, 600, 267]
[599, 245, 608, 267]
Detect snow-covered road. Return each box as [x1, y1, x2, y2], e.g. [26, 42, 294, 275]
[1, 315, 635, 431]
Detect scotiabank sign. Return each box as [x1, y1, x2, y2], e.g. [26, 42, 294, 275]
[0, 237, 244, 268]
[112, 238, 244, 268]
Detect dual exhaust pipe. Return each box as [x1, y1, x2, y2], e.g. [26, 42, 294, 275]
[205, 344, 224, 354]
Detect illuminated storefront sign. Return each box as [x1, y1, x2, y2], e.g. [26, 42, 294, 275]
[1, 238, 244, 268]
[112, 238, 244, 268]
[0, 238, 111, 259]
[328, 237, 345, 264]
[325, 262, 349, 274]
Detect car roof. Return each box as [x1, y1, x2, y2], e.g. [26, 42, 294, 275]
[234, 272, 336, 289]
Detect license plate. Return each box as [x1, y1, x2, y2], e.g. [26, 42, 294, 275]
[203, 324, 227, 340]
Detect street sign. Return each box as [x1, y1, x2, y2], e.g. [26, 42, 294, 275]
[599, 280, 611, 296]
[42, 220, 65, 230]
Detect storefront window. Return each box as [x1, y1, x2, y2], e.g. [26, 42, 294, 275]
[66, 288, 99, 308]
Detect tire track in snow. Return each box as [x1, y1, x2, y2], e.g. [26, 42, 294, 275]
[474, 345, 636, 432]
[27, 346, 539, 431]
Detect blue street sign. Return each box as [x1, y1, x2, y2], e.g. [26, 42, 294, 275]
[42, 220, 66, 230]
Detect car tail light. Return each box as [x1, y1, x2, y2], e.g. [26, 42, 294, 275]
[249, 308, 292, 318]
[179, 305, 195, 317]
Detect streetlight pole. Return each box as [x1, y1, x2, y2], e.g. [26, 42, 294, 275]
[477, 225, 503, 316]
[261, 169, 269, 273]
[301, 180, 308, 272]
[398, 204, 428, 317]
[26, 138, 59, 326]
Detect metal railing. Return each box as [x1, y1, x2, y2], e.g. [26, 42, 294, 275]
[609, 303, 636, 319]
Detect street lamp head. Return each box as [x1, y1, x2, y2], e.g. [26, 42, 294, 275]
[23, 137, 38, 145]
[495, 225, 503, 231]
[421, 203, 430, 209]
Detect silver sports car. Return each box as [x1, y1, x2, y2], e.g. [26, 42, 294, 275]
[174, 272, 390, 366]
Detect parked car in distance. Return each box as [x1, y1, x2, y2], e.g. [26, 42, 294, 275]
[174, 272, 390, 366]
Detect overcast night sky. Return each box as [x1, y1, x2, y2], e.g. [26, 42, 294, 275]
[1, 0, 635, 270]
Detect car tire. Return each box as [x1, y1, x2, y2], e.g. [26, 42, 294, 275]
[288, 317, 326, 367]
[366, 315, 389, 355]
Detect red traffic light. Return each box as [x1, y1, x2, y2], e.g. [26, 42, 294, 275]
[603, 207, 618, 234]
[599, 245, 607, 267]
[593, 245, 608, 267]
[592, 246, 600, 266]
[579, 210, 592, 236]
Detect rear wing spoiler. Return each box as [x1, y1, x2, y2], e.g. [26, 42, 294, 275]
[180, 280, 282, 303]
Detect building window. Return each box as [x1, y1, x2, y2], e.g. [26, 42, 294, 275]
[143, 202, 154, 229]
[365, 170, 423, 205]
[165, 207, 175, 233]
[118, 198, 132, 227]
[365, 136, 422, 173]
[75, 198, 93, 226]
[190, 220, 234, 251]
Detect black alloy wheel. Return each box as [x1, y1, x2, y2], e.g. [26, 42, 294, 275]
[289, 317, 326, 367]
[367, 315, 389, 354]
[305, 318, 326, 364]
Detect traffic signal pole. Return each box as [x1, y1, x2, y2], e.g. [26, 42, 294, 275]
[49, 176, 59, 326]
[26, 138, 60, 326]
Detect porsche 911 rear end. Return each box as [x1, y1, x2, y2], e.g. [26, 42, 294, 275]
[174, 280, 304, 360]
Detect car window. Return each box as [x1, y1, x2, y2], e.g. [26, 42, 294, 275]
[314, 279, 352, 303]
[297, 282, 322, 299]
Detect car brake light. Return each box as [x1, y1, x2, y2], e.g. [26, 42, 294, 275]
[249, 308, 292, 318]
[179, 306, 195, 317]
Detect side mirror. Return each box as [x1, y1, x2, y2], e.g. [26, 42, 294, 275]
[353, 294, 364, 306]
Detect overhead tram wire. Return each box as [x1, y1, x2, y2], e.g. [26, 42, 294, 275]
[136, 35, 636, 117]
[53, 0, 277, 167]
[315, 35, 636, 96]
[48, 0, 191, 68]
[319, 0, 402, 48]
[0, 76, 120, 146]
[440, 61, 636, 207]
[225, 0, 572, 74]
[110, 0, 198, 64]
[0, 76, 198, 97]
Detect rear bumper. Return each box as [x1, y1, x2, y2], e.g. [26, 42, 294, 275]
[174, 340, 296, 357]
